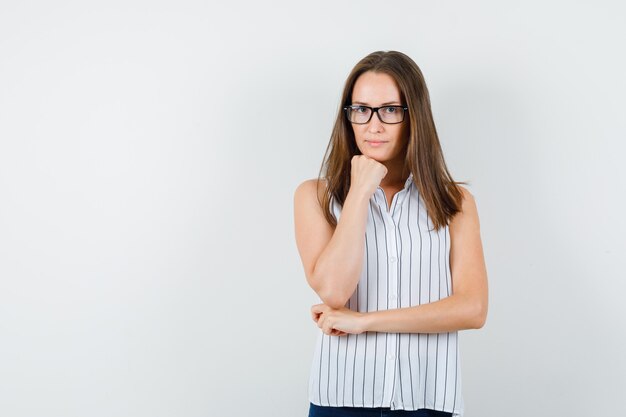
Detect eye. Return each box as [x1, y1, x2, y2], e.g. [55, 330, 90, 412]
[383, 106, 397, 113]
[353, 106, 368, 113]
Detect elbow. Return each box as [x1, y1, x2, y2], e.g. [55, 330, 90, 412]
[318, 287, 350, 310]
[309, 269, 352, 309]
[470, 301, 488, 329]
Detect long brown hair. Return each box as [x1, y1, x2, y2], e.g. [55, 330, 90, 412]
[317, 50, 467, 231]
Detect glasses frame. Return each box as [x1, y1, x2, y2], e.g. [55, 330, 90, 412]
[343, 105, 409, 125]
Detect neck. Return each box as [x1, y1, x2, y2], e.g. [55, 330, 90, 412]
[380, 164, 410, 187]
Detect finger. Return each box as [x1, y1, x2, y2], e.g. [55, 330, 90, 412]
[322, 319, 333, 335]
[319, 316, 331, 333]
[311, 304, 327, 314]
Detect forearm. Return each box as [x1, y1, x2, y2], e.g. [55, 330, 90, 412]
[312, 189, 370, 308]
[361, 294, 485, 333]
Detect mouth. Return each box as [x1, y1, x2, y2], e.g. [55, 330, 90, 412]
[366, 140, 388, 147]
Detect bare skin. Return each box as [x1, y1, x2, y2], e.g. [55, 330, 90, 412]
[293, 71, 488, 336]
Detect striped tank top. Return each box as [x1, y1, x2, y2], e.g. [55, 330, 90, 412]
[308, 172, 464, 416]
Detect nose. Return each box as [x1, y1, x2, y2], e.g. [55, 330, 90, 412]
[367, 110, 385, 133]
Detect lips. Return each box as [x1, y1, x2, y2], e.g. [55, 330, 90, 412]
[366, 140, 387, 148]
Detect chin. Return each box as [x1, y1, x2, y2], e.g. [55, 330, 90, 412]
[367, 154, 388, 163]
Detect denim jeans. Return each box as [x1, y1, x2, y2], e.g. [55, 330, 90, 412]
[308, 403, 453, 417]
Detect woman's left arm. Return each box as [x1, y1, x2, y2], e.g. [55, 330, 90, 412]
[312, 187, 489, 335]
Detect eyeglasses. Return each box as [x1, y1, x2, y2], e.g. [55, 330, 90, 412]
[344, 105, 408, 124]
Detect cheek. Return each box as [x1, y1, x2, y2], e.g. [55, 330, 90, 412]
[352, 125, 365, 141]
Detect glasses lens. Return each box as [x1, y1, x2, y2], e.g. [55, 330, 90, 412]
[379, 106, 405, 123]
[347, 106, 371, 124]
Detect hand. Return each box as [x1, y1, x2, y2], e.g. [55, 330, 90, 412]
[311, 303, 367, 336]
[350, 155, 388, 197]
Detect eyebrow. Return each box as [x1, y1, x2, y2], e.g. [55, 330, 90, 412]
[352, 101, 402, 106]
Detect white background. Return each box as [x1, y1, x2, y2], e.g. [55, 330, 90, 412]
[1, 1, 625, 416]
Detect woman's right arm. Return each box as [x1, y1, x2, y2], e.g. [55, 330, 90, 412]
[293, 181, 370, 309]
[293, 156, 387, 309]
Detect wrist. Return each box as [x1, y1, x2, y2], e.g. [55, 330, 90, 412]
[346, 187, 372, 205]
[358, 311, 373, 334]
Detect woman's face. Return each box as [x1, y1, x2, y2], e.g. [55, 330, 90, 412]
[350, 71, 409, 167]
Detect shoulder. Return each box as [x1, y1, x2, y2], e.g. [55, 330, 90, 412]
[294, 178, 328, 202]
[457, 185, 476, 208]
[294, 178, 321, 193]
[293, 178, 334, 229]
[450, 185, 480, 229]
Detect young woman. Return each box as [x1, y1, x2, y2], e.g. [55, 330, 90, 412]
[293, 51, 488, 417]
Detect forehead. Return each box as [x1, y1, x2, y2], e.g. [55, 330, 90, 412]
[352, 71, 401, 104]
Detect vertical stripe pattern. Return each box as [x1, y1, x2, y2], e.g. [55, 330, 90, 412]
[307, 173, 464, 416]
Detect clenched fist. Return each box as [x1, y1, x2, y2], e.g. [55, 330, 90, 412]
[349, 155, 388, 197]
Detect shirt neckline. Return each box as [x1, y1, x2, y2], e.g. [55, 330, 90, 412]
[404, 172, 414, 189]
[375, 172, 414, 194]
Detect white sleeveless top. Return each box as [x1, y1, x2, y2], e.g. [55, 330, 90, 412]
[308, 172, 464, 416]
